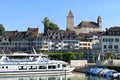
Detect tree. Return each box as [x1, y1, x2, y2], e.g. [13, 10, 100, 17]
[62, 52, 75, 62]
[49, 22, 59, 30]
[76, 52, 84, 60]
[0, 24, 5, 36]
[106, 50, 115, 60]
[42, 17, 59, 34]
[42, 17, 49, 35]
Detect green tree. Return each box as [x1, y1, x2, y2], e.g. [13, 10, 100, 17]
[106, 50, 115, 60]
[42, 17, 50, 34]
[0, 24, 5, 36]
[76, 52, 83, 59]
[42, 17, 59, 34]
[49, 22, 59, 30]
[63, 52, 75, 62]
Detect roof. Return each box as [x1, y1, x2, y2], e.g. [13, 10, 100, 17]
[26, 27, 39, 37]
[15, 31, 26, 38]
[77, 21, 99, 28]
[47, 30, 77, 40]
[107, 26, 120, 31]
[4, 27, 39, 38]
[4, 31, 18, 38]
[67, 10, 74, 18]
[102, 26, 120, 36]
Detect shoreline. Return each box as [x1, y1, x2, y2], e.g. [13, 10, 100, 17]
[74, 65, 120, 73]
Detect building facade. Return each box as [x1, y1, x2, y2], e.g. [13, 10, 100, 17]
[100, 27, 120, 53]
[47, 30, 80, 51]
[0, 27, 43, 52]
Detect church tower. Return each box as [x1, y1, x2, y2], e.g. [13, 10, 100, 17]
[97, 16, 102, 31]
[67, 10, 74, 30]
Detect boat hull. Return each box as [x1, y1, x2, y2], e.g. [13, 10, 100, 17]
[0, 69, 74, 75]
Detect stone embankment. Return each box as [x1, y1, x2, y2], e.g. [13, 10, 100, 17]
[74, 63, 120, 73]
[74, 63, 98, 73]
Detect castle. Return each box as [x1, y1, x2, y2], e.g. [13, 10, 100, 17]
[67, 10, 102, 34]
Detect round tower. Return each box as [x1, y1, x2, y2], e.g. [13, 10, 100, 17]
[67, 10, 74, 30]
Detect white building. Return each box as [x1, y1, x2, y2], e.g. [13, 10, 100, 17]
[47, 30, 80, 51]
[100, 27, 120, 53]
[0, 28, 43, 52]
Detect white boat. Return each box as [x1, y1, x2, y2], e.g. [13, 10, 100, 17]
[0, 50, 75, 75]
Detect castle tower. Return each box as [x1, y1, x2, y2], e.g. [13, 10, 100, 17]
[67, 10, 74, 30]
[97, 16, 102, 31]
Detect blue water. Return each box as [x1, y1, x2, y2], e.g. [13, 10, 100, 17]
[0, 72, 116, 80]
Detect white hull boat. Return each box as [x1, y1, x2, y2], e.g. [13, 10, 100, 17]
[0, 50, 74, 75]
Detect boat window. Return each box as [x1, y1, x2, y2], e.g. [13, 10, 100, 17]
[48, 65, 56, 69]
[48, 77, 56, 80]
[6, 66, 8, 69]
[62, 64, 66, 67]
[18, 66, 27, 70]
[29, 66, 37, 69]
[2, 66, 4, 69]
[39, 66, 47, 69]
[57, 64, 60, 68]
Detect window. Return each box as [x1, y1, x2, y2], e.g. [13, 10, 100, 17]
[6, 66, 8, 69]
[29, 66, 37, 69]
[18, 66, 27, 70]
[114, 45, 118, 49]
[103, 38, 105, 42]
[113, 32, 115, 35]
[80, 43, 82, 45]
[39, 66, 47, 69]
[109, 32, 112, 34]
[108, 45, 112, 49]
[57, 64, 60, 68]
[115, 38, 119, 42]
[117, 32, 120, 35]
[110, 38, 113, 42]
[104, 45, 107, 49]
[88, 44, 90, 46]
[83, 44, 87, 46]
[48, 65, 56, 69]
[103, 38, 110, 42]
[2, 66, 4, 69]
[62, 64, 66, 68]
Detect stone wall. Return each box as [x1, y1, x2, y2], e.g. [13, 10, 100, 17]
[70, 60, 87, 67]
[112, 60, 120, 65]
[96, 60, 120, 66]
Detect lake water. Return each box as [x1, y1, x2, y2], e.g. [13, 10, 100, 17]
[0, 72, 116, 80]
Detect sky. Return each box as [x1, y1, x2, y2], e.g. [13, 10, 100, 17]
[0, 0, 120, 33]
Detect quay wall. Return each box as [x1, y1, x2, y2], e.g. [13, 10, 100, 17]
[70, 60, 87, 67]
[72, 59, 120, 73]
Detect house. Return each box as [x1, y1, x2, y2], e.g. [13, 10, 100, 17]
[100, 26, 120, 53]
